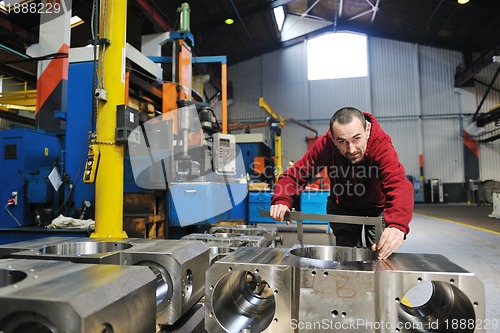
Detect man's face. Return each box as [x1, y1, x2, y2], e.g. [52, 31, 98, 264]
[331, 118, 371, 164]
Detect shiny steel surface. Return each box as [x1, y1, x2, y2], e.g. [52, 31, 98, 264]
[0, 237, 78, 259]
[181, 233, 268, 248]
[209, 225, 282, 247]
[120, 239, 209, 325]
[0, 258, 156, 333]
[1, 237, 210, 326]
[206, 246, 485, 333]
[3, 237, 124, 264]
[205, 248, 294, 333]
[290, 245, 376, 262]
[208, 246, 236, 265]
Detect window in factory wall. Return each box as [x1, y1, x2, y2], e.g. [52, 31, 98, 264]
[307, 32, 368, 80]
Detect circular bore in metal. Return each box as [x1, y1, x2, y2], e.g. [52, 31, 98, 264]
[100, 323, 114, 333]
[39, 242, 132, 255]
[398, 280, 476, 332]
[0, 269, 27, 287]
[0, 312, 59, 333]
[212, 270, 276, 332]
[135, 261, 173, 312]
[290, 246, 376, 262]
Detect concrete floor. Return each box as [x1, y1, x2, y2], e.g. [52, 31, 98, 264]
[259, 210, 500, 331]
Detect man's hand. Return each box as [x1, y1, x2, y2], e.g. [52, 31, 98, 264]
[371, 227, 404, 260]
[270, 204, 291, 224]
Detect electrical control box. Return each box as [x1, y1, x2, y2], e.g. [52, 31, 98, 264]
[212, 133, 236, 175]
[116, 105, 140, 145]
[83, 145, 100, 184]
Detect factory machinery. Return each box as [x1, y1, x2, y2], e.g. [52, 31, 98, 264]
[0, 230, 485, 333]
[0, 0, 245, 241]
[0, 1, 485, 332]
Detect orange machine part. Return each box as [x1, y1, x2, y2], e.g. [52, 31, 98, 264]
[253, 156, 266, 175]
[178, 40, 192, 100]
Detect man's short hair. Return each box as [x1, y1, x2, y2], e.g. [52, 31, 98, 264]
[330, 107, 367, 133]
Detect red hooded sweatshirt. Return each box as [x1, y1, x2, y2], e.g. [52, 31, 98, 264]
[271, 113, 414, 235]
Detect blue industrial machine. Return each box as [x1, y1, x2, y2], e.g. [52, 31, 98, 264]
[0, 61, 95, 230]
[0, 129, 61, 227]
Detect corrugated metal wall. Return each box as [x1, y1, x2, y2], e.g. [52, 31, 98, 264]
[226, 33, 499, 183]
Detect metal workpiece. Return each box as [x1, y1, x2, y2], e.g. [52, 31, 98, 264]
[182, 232, 269, 248]
[286, 246, 379, 333]
[5, 237, 128, 264]
[206, 246, 485, 333]
[0, 237, 79, 259]
[208, 246, 236, 265]
[158, 303, 206, 333]
[120, 239, 210, 325]
[210, 225, 283, 247]
[205, 247, 296, 333]
[1, 237, 210, 326]
[0, 258, 156, 333]
[378, 253, 485, 333]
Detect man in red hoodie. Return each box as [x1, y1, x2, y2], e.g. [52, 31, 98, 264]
[270, 107, 414, 260]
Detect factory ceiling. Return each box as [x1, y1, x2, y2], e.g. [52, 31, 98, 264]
[1, 0, 500, 84]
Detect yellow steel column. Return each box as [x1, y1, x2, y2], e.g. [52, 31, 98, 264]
[91, 0, 128, 238]
[275, 135, 283, 179]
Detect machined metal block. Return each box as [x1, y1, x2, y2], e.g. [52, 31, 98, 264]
[1, 237, 210, 326]
[120, 239, 209, 325]
[0, 258, 156, 333]
[286, 246, 379, 332]
[0, 237, 78, 259]
[158, 303, 206, 333]
[208, 246, 236, 266]
[205, 247, 296, 333]
[206, 246, 485, 333]
[288, 246, 485, 333]
[378, 253, 485, 333]
[210, 225, 282, 247]
[182, 233, 268, 247]
[6, 237, 127, 264]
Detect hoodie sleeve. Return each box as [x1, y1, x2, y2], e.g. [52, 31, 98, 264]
[271, 133, 332, 208]
[374, 141, 414, 235]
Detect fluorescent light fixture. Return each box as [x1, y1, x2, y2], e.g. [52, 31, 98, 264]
[70, 15, 84, 28]
[457, 0, 470, 4]
[273, 6, 285, 31]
